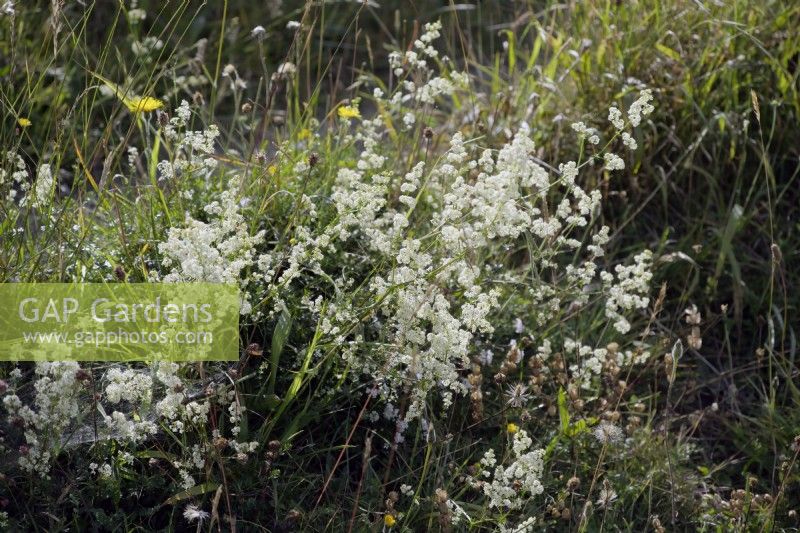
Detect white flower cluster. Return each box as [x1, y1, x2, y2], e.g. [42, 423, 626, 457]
[157, 100, 220, 181]
[627, 89, 655, 127]
[480, 429, 545, 509]
[279, 21, 657, 421]
[571, 121, 600, 145]
[104, 367, 152, 404]
[0, 150, 30, 202]
[601, 250, 654, 333]
[389, 21, 442, 74]
[573, 88, 655, 174]
[158, 179, 264, 312]
[386, 21, 467, 111]
[102, 409, 157, 444]
[131, 36, 163, 57]
[27, 163, 54, 209]
[1, 362, 83, 477]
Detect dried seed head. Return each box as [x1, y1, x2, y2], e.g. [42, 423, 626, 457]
[241, 102, 253, 113]
[246, 343, 263, 357]
[157, 110, 169, 127]
[505, 383, 531, 408]
[687, 326, 703, 350]
[114, 265, 126, 281]
[651, 515, 665, 533]
[771, 243, 782, 264]
[594, 421, 624, 445]
[567, 384, 579, 400]
[308, 152, 319, 168]
[385, 491, 398, 512]
[423, 126, 434, 139]
[567, 476, 581, 491]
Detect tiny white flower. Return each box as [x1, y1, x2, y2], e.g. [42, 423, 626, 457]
[251, 25, 266, 39]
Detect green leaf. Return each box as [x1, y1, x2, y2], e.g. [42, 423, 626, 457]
[162, 482, 220, 506]
[656, 43, 680, 61]
[565, 418, 588, 437]
[268, 307, 292, 396]
[558, 388, 570, 435]
[134, 450, 176, 462]
[148, 130, 161, 182]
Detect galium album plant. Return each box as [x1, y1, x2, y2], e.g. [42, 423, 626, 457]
[2, 1, 797, 531]
[1, 18, 657, 527]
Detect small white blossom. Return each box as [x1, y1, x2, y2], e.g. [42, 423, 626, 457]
[603, 152, 625, 171]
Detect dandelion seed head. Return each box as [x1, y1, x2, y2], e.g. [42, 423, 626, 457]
[183, 504, 209, 524]
[505, 383, 531, 408]
[593, 421, 624, 445]
[251, 25, 266, 39]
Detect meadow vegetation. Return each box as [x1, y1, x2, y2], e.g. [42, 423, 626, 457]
[0, 0, 798, 531]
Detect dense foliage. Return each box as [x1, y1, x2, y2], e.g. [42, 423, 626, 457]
[1, 1, 798, 531]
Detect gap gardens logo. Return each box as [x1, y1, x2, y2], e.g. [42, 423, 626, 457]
[0, 283, 239, 361]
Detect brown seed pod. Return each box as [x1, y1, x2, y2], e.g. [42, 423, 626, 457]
[246, 343, 263, 357]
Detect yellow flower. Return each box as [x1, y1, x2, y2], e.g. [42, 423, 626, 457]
[267, 165, 278, 176]
[17, 117, 32, 128]
[89, 70, 164, 114]
[383, 514, 396, 528]
[507, 422, 519, 434]
[297, 128, 311, 140]
[126, 96, 165, 113]
[337, 104, 360, 120]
